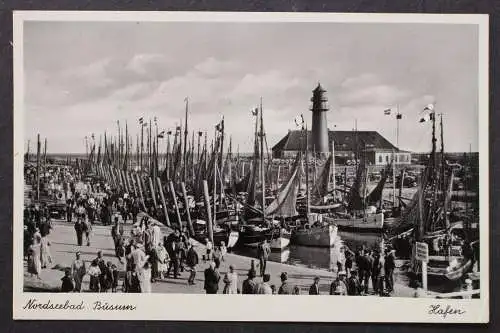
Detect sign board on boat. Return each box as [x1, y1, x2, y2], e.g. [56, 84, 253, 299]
[415, 242, 429, 262]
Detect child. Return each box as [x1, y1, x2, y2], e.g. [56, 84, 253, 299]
[220, 241, 227, 262]
[205, 238, 213, 262]
[61, 268, 74, 293]
[111, 264, 119, 292]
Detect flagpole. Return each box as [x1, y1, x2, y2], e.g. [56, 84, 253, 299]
[396, 104, 400, 150]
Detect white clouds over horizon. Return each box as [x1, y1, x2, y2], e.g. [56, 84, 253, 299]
[23, 20, 479, 153]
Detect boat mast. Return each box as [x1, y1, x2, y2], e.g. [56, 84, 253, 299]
[331, 140, 335, 200]
[260, 98, 267, 224]
[305, 123, 310, 216]
[183, 97, 189, 183]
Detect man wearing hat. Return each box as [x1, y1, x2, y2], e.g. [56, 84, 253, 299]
[242, 269, 258, 294]
[256, 273, 273, 294]
[309, 276, 321, 295]
[203, 261, 220, 294]
[278, 272, 291, 295]
[330, 271, 347, 296]
[347, 270, 362, 296]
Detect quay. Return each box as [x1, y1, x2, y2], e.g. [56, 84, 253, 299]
[24, 214, 418, 296]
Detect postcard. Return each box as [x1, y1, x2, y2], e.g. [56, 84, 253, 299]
[13, 10, 489, 322]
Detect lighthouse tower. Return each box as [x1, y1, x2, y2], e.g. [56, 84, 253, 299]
[310, 83, 330, 154]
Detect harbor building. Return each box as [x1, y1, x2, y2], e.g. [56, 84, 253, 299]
[272, 83, 412, 165]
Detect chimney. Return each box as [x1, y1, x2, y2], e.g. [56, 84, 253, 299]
[310, 83, 330, 154]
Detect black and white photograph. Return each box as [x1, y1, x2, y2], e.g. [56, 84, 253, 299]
[13, 11, 489, 322]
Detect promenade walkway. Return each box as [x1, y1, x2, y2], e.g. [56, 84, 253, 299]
[23, 213, 416, 296]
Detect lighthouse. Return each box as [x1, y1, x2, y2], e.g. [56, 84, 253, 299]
[310, 83, 330, 154]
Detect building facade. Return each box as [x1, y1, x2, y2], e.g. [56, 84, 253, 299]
[271, 130, 412, 166]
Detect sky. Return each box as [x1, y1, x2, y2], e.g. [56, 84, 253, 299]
[23, 20, 480, 154]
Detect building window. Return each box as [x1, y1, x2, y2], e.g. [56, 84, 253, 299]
[379, 155, 382, 164]
[385, 156, 389, 163]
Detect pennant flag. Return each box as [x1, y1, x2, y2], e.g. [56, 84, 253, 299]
[396, 113, 402, 120]
[157, 131, 165, 138]
[384, 108, 392, 115]
[251, 108, 258, 116]
[176, 126, 181, 131]
[139, 117, 144, 124]
[166, 130, 172, 135]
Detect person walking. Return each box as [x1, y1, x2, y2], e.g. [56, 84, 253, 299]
[256, 273, 273, 294]
[241, 269, 258, 294]
[74, 220, 84, 246]
[204, 261, 220, 294]
[61, 268, 74, 292]
[139, 262, 152, 293]
[27, 235, 42, 279]
[347, 270, 362, 296]
[384, 249, 396, 293]
[87, 259, 101, 292]
[71, 251, 86, 292]
[186, 242, 199, 285]
[257, 240, 271, 277]
[278, 272, 291, 295]
[330, 271, 348, 295]
[222, 265, 238, 294]
[309, 276, 321, 295]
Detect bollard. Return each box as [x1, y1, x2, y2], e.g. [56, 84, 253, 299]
[464, 279, 473, 299]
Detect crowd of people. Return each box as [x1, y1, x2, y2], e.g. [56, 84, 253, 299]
[25, 163, 410, 297]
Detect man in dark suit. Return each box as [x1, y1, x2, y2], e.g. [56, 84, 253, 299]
[186, 242, 199, 285]
[309, 276, 321, 295]
[166, 239, 180, 279]
[204, 262, 220, 294]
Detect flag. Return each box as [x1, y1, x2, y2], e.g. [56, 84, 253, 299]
[139, 117, 144, 124]
[251, 108, 258, 116]
[419, 104, 435, 123]
[419, 112, 435, 123]
[157, 131, 165, 138]
[423, 103, 435, 112]
[384, 108, 392, 115]
[176, 126, 181, 131]
[215, 119, 224, 132]
[166, 130, 172, 135]
[294, 114, 304, 128]
[396, 113, 402, 120]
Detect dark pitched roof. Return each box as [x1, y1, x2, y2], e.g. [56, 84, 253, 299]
[272, 130, 398, 153]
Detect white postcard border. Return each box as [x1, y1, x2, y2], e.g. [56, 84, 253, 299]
[12, 10, 490, 323]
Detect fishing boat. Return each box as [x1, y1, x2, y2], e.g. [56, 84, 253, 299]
[236, 100, 290, 250]
[407, 108, 477, 282]
[326, 211, 384, 231]
[291, 214, 339, 247]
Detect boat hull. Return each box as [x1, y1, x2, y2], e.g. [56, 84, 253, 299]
[325, 213, 384, 232]
[291, 224, 338, 248]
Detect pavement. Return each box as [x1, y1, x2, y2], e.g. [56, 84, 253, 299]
[24, 211, 418, 296]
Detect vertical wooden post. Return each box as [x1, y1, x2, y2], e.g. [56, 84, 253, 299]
[36, 134, 41, 202]
[148, 177, 158, 208]
[169, 181, 183, 228]
[422, 261, 428, 292]
[135, 173, 147, 211]
[156, 177, 170, 227]
[181, 182, 194, 237]
[203, 180, 214, 243]
[129, 173, 138, 197]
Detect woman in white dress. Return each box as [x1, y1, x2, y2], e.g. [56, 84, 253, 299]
[139, 262, 152, 293]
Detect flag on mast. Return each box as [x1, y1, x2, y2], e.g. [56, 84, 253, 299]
[419, 103, 435, 123]
[384, 108, 392, 115]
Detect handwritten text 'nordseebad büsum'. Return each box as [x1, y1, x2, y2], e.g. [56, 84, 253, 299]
[23, 299, 136, 311]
